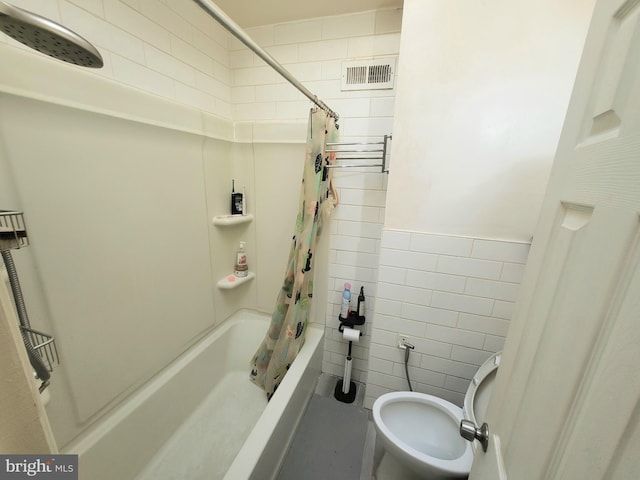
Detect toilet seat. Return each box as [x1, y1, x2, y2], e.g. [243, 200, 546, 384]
[463, 352, 501, 427]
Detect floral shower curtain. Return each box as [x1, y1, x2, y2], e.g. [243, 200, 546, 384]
[250, 108, 338, 398]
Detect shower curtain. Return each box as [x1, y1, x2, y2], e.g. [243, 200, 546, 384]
[250, 108, 338, 398]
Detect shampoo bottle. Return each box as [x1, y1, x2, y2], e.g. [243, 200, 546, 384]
[234, 241, 248, 277]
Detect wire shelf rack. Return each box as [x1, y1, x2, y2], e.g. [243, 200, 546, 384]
[21, 325, 60, 372]
[1, 210, 59, 390]
[0, 210, 29, 251]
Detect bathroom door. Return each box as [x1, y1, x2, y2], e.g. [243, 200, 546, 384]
[470, 0, 640, 478]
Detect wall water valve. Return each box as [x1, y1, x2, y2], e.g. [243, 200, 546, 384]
[398, 334, 414, 350]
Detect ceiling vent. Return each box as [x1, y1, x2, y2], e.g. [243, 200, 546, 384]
[341, 57, 396, 91]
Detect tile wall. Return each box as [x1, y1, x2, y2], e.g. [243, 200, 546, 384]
[322, 171, 388, 384]
[2, 2, 402, 125]
[231, 9, 402, 128]
[1, 0, 233, 117]
[364, 230, 531, 409]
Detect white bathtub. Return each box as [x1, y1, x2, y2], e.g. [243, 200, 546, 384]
[64, 309, 324, 480]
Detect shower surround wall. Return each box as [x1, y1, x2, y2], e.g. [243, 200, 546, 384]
[0, 72, 230, 446]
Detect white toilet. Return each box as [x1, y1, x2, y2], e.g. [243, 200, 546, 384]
[372, 352, 500, 480]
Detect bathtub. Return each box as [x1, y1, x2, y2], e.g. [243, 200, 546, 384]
[64, 309, 324, 480]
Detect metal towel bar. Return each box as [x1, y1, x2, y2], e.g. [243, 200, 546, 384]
[326, 134, 392, 173]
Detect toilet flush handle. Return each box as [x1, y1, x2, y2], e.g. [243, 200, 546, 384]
[460, 420, 490, 452]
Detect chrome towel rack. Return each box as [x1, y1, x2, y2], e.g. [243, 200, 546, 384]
[326, 134, 392, 173]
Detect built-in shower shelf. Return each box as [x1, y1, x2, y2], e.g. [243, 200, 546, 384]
[217, 271, 255, 290]
[212, 214, 253, 226]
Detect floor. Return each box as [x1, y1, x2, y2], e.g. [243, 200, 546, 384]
[277, 373, 429, 480]
[276, 373, 379, 480]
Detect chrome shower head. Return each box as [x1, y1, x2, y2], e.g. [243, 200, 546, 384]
[0, 0, 103, 68]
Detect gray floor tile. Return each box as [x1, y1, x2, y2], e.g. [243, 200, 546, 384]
[277, 393, 369, 480]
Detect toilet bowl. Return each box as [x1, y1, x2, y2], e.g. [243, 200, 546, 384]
[373, 352, 501, 480]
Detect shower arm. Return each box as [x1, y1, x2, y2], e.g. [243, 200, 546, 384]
[193, 0, 339, 121]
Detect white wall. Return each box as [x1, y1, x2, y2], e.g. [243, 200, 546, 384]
[386, 0, 595, 240]
[366, 231, 529, 407]
[364, 0, 595, 408]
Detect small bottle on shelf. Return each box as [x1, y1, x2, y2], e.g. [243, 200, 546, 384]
[234, 241, 248, 277]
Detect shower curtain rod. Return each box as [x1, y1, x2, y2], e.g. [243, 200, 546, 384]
[194, 0, 340, 120]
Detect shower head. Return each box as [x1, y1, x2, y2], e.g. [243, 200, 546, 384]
[0, 0, 103, 68]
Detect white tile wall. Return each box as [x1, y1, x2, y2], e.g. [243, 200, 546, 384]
[364, 230, 531, 409]
[322, 170, 389, 385]
[231, 10, 402, 125]
[2, 0, 232, 118]
[2, 3, 401, 127]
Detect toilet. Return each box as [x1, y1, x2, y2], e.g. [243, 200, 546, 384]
[372, 352, 500, 479]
